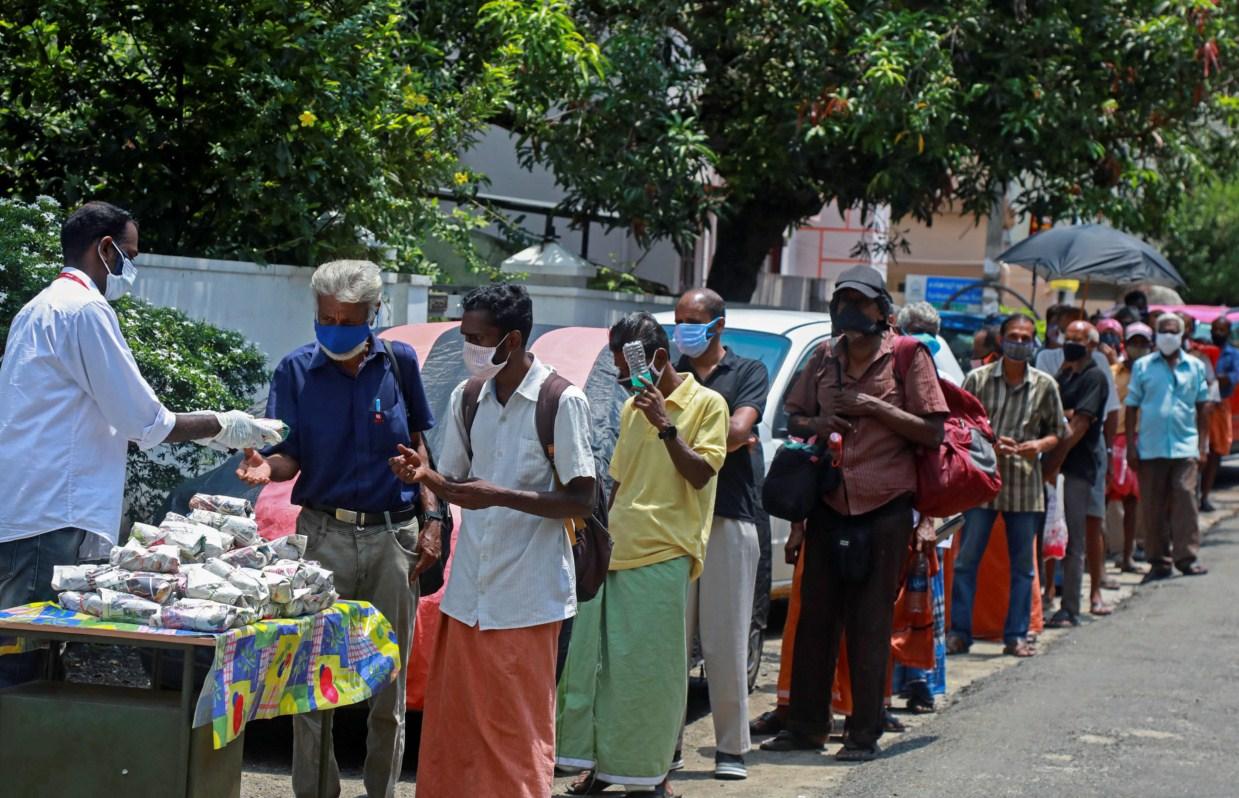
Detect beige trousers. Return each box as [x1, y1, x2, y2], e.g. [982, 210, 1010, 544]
[291, 508, 419, 798]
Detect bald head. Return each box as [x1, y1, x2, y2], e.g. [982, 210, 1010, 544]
[1064, 320, 1099, 348]
[676, 288, 726, 321]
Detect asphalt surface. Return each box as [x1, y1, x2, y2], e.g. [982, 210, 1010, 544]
[834, 511, 1239, 798]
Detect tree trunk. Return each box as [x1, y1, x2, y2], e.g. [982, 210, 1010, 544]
[706, 193, 822, 302]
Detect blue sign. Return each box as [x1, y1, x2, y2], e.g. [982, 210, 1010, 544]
[925, 277, 983, 308]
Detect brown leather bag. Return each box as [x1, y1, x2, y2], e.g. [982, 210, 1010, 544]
[461, 373, 612, 602]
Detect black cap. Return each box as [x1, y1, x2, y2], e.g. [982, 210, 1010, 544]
[834, 265, 888, 300]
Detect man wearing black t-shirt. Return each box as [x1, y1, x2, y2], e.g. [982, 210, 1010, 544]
[672, 288, 770, 781]
[1044, 320, 1110, 627]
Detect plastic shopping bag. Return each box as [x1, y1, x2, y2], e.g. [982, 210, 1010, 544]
[1043, 475, 1068, 560]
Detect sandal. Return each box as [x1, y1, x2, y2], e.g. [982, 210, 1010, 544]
[1045, 610, 1079, 629]
[1119, 561, 1145, 575]
[883, 710, 906, 733]
[1179, 563, 1209, 577]
[1089, 600, 1113, 616]
[1002, 639, 1036, 657]
[759, 729, 827, 752]
[749, 708, 786, 736]
[567, 771, 617, 795]
[945, 633, 971, 655]
[835, 742, 880, 762]
[903, 682, 936, 714]
[651, 781, 679, 798]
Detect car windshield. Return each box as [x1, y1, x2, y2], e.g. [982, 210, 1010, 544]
[665, 326, 792, 380]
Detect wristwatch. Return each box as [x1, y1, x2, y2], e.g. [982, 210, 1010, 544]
[658, 424, 678, 441]
[423, 507, 448, 524]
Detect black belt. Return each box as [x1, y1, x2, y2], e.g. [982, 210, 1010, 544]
[307, 504, 418, 528]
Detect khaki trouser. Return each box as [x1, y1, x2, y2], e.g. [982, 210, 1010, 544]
[681, 517, 760, 756]
[291, 508, 420, 798]
[1137, 458, 1201, 572]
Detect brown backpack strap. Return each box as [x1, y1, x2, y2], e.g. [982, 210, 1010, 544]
[460, 376, 486, 461]
[535, 373, 572, 463]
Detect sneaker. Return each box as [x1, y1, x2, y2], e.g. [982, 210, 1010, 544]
[668, 749, 684, 772]
[714, 752, 747, 780]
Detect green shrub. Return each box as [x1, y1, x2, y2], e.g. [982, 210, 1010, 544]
[0, 197, 267, 526]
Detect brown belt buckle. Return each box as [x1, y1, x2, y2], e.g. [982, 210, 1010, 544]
[334, 508, 360, 526]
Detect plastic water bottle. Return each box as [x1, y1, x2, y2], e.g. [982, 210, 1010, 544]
[907, 552, 929, 614]
[828, 432, 844, 467]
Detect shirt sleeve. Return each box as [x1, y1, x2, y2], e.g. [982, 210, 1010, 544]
[552, 388, 596, 484]
[691, 391, 730, 473]
[436, 382, 473, 481]
[784, 345, 826, 418]
[66, 302, 175, 451]
[263, 356, 301, 461]
[902, 347, 949, 416]
[1125, 361, 1145, 406]
[1196, 362, 1211, 404]
[394, 344, 436, 432]
[1040, 380, 1068, 439]
[732, 359, 771, 422]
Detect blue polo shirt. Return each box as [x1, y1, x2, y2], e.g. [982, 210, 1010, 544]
[264, 335, 435, 513]
[1125, 351, 1208, 460]
[1216, 343, 1239, 399]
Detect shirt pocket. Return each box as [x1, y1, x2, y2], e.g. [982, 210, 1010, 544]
[369, 407, 410, 460]
[513, 437, 553, 490]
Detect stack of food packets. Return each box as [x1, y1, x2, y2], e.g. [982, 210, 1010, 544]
[52, 493, 337, 632]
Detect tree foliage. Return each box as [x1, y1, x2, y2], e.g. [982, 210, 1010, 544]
[502, 0, 1239, 299]
[0, 197, 267, 524]
[1162, 175, 1239, 306]
[0, 0, 600, 274]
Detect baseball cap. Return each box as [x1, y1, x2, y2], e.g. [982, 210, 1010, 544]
[1125, 322, 1153, 341]
[833, 265, 889, 300]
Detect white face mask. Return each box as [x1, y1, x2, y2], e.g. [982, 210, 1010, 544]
[1156, 331, 1183, 356]
[319, 338, 370, 361]
[101, 241, 137, 302]
[463, 337, 509, 379]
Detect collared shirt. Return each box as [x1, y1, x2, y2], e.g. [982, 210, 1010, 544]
[265, 334, 434, 513]
[0, 268, 176, 546]
[1036, 348, 1120, 416]
[676, 347, 770, 522]
[963, 360, 1065, 512]
[1056, 358, 1109, 483]
[1216, 343, 1239, 400]
[438, 358, 595, 630]
[1125, 352, 1209, 460]
[609, 373, 729, 580]
[784, 332, 949, 516]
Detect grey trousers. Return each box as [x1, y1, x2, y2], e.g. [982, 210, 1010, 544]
[682, 517, 760, 756]
[291, 509, 420, 798]
[1137, 458, 1201, 571]
[1061, 475, 1091, 619]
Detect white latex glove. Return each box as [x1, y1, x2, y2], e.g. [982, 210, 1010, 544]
[195, 411, 287, 451]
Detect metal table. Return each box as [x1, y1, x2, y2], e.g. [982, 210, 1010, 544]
[0, 619, 337, 798]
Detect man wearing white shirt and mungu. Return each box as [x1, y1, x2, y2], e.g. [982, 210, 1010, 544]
[0, 201, 281, 687]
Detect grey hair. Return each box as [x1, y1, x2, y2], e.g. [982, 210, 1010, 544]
[1157, 314, 1186, 334]
[311, 259, 383, 306]
[897, 301, 941, 336]
[1087, 325, 1100, 345]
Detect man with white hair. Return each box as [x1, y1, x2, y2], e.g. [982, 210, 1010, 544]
[237, 259, 442, 798]
[896, 301, 941, 337]
[1124, 313, 1211, 583]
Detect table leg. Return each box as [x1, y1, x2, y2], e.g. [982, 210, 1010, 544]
[178, 648, 195, 798]
[318, 708, 334, 798]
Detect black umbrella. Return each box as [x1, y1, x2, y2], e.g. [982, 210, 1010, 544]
[997, 223, 1185, 287]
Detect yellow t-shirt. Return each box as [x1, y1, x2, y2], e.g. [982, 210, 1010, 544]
[608, 373, 729, 580]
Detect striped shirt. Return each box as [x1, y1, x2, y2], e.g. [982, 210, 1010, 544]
[963, 360, 1067, 512]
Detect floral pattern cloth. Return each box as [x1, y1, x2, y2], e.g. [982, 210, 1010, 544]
[0, 600, 400, 749]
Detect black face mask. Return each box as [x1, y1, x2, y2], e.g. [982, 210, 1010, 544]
[831, 302, 884, 336]
[1062, 341, 1088, 363]
[1213, 334, 1229, 348]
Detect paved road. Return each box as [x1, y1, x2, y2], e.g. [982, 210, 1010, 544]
[834, 513, 1239, 798]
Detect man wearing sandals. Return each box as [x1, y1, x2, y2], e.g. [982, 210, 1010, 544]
[1125, 313, 1211, 583]
[1042, 321, 1111, 627]
[949, 313, 1064, 657]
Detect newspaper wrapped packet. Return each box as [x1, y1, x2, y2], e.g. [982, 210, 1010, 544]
[189, 509, 260, 547]
[59, 589, 161, 624]
[110, 539, 181, 574]
[156, 598, 258, 632]
[188, 493, 253, 518]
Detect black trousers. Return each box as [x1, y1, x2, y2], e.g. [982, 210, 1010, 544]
[788, 495, 913, 749]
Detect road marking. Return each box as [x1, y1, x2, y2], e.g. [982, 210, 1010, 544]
[1078, 733, 1119, 745]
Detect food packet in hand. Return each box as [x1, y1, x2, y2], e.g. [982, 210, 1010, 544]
[59, 590, 105, 616]
[129, 522, 167, 547]
[188, 493, 253, 518]
[189, 509, 260, 547]
[110, 540, 181, 574]
[98, 588, 162, 624]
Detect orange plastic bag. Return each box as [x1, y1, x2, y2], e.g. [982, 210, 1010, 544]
[890, 547, 939, 671]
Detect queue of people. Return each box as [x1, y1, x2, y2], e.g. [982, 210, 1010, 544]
[0, 201, 1222, 797]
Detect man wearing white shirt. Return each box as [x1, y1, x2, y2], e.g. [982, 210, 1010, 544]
[391, 283, 596, 798]
[0, 201, 278, 687]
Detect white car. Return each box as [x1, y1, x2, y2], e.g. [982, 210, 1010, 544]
[656, 308, 962, 599]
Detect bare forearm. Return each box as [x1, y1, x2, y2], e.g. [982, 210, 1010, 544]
[1104, 410, 1118, 447]
[267, 453, 300, 482]
[1125, 408, 1140, 444]
[726, 408, 760, 452]
[665, 437, 716, 490]
[788, 413, 817, 439]
[164, 412, 222, 443]
[414, 433, 440, 514]
[496, 485, 593, 519]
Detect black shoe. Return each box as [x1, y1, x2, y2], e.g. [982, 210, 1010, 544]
[1201, 498, 1216, 513]
[1141, 567, 1173, 584]
[714, 752, 747, 780]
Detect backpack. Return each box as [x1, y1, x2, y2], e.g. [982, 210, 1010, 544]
[891, 336, 1002, 517]
[461, 373, 613, 602]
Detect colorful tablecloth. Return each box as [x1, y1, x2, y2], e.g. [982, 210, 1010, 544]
[0, 600, 400, 749]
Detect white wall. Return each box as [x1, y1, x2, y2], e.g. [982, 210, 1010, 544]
[133, 253, 430, 365]
[521, 284, 677, 328]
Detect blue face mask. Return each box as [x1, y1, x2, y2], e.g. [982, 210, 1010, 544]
[910, 332, 941, 355]
[315, 320, 372, 360]
[673, 317, 722, 358]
